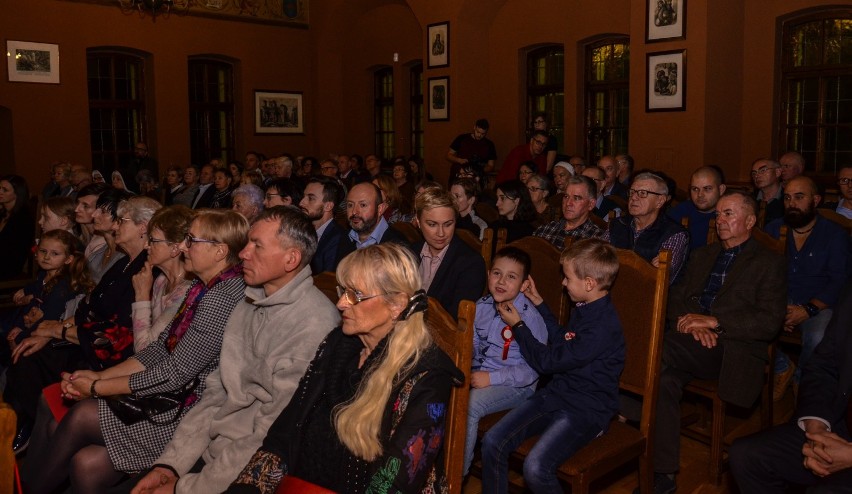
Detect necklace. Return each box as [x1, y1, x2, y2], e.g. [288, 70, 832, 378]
[793, 225, 814, 235]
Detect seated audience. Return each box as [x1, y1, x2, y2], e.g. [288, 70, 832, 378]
[91, 169, 105, 185]
[780, 151, 806, 185]
[163, 165, 184, 206]
[112, 170, 134, 193]
[227, 243, 462, 493]
[38, 196, 77, 237]
[171, 165, 200, 208]
[335, 182, 411, 265]
[192, 164, 216, 209]
[262, 177, 302, 209]
[210, 168, 235, 209]
[496, 130, 549, 183]
[517, 161, 537, 185]
[21, 209, 249, 493]
[231, 184, 264, 223]
[547, 161, 575, 211]
[0, 175, 36, 280]
[821, 165, 852, 219]
[464, 246, 546, 476]
[413, 187, 486, 317]
[86, 188, 131, 283]
[531, 112, 558, 171]
[392, 159, 416, 207]
[598, 155, 629, 200]
[534, 175, 604, 250]
[527, 174, 559, 227]
[5, 196, 159, 452]
[616, 154, 634, 186]
[603, 172, 689, 283]
[645, 191, 787, 493]
[581, 166, 621, 220]
[730, 281, 852, 493]
[130, 205, 195, 351]
[451, 178, 488, 240]
[491, 179, 536, 244]
[130, 207, 340, 492]
[667, 166, 727, 250]
[372, 173, 413, 224]
[484, 238, 625, 493]
[298, 177, 345, 274]
[765, 176, 851, 400]
[229, 161, 243, 183]
[73, 183, 109, 263]
[240, 169, 264, 187]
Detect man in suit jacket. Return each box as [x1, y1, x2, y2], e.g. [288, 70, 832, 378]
[192, 164, 216, 209]
[299, 177, 345, 274]
[334, 182, 411, 265]
[731, 280, 852, 493]
[413, 187, 486, 317]
[645, 191, 787, 493]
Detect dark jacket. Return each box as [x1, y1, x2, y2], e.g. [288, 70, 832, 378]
[193, 185, 216, 209]
[608, 213, 685, 264]
[414, 236, 486, 317]
[334, 223, 412, 266]
[311, 220, 345, 275]
[666, 237, 787, 408]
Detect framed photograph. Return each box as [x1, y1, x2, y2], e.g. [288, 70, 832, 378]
[646, 50, 686, 112]
[427, 22, 449, 68]
[6, 40, 60, 84]
[254, 90, 303, 134]
[646, 0, 686, 42]
[428, 77, 450, 121]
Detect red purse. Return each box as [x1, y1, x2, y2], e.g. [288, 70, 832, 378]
[275, 476, 336, 494]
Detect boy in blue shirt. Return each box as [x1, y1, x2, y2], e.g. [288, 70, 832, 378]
[465, 246, 547, 475]
[482, 238, 625, 493]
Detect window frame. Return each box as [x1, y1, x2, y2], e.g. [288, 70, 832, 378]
[188, 57, 236, 167]
[583, 36, 630, 162]
[526, 45, 564, 151]
[374, 66, 395, 161]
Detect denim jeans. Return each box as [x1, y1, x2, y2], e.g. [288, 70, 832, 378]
[463, 384, 535, 475]
[774, 309, 833, 380]
[480, 394, 603, 494]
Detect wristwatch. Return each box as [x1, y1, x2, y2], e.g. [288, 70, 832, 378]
[802, 303, 820, 318]
[712, 321, 724, 335]
[61, 321, 73, 340]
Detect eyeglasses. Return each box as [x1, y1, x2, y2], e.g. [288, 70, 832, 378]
[183, 233, 220, 248]
[628, 189, 665, 198]
[117, 217, 134, 226]
[265, 193, 281, 200]
[532, 139, 548, 146]
[528, 187, 546, 193]
[147, 235, 170, 245]
[838, 178, 852, 186]
[519, 169, 534, 175]
[533, 119, 546, 124]
[336, 285, 386, 305]
[751, 166, 779, 177]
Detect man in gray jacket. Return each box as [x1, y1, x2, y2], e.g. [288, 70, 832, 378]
[132, 207, 340, 493]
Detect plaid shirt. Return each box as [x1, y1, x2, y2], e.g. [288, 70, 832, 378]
[533, 218, 604, 250]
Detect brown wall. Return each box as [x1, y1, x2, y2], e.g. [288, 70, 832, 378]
[1, 0, 844, 193]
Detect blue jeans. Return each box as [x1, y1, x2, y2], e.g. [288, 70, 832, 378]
[774, 309, 833, 380]
[480, 394, 603, 494]
[463, 384, 535, 475]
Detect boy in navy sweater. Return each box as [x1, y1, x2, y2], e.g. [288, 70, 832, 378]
[481, 238, 625, 493]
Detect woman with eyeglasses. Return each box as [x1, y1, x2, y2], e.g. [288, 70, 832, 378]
[228, 243, 462, 494]
[263, 177, 303, 209]
[20, 209, 249, 493]
[517, 161, 537, 186]
[531, 112, 557, 171]
[527, 174, 558, 228]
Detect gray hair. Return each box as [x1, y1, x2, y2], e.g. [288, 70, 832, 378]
[232, 184, 265, 211]
[528, 174, 551, 192]
[253, 206, 318, 270]
[633, 172, 669, 195]
[117, 196, 162, 224]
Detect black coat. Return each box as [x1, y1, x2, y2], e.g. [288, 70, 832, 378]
[311, 220, 345, 275]
[414, 235, 486, 317]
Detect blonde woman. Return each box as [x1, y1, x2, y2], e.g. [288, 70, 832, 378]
[228, 243, 462, 493]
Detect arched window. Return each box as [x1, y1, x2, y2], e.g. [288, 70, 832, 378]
[410, 63, 424, 159]
[374, 67, 395, 160]
[87, 50, 148, 172]
[779, 10, 852, 174]
[584, 37, 629, 162]
[527, 46, 564, 150]
[188, 58, 235, 166]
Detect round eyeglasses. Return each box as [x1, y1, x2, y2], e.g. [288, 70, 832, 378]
[336, 285, 388, 305]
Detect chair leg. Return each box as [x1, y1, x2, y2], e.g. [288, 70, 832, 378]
[639, 454, 654, 494]
[709, 398, 726, 485]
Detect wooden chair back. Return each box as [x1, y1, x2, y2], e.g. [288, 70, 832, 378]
[455, 227, 494, 268]
[493, 227, 508, 254]
[753, 225, 787, 256]
[391, 221, 424, 245]
[507, 236, 571, 326]
[757, 201, 767, 229]
[589, 213, 607, 230]
[475, 202, 499, 225]
[426, 298, 474, 494]
[817, 208, 852, 235]
[313, 271, 338, 303]
[0, 399, 15, 494]
[707, 218, 718, 245]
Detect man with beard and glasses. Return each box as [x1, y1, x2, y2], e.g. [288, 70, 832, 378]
[334, 182, 411, 265]
[299, 177, 345, 274]
[765, 176, 851, 401]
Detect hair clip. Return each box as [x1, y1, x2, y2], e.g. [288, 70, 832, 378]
[399, 289, 428, 321]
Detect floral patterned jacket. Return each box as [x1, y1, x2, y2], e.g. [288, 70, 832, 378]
[227, 327, 463, 494]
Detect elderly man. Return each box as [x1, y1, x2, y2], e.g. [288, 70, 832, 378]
[751, 158, 785, 225]
[336, 153, 363, 190]
[582, 165, 622, 221]
[780, 151, 806, 184]
[667, 166, 727, 250]
[447, 118, 498, 183]
[335, 182, 410, 265]
[598, 155, 629, 199]
[533, 176, 604, 250]
[269, 155, 293, 179]
[604, 172, 689, 282]
[496, 130, 549, 182]
[191, 164, 216, 209]
[364, 154, 382, 178]
[765, 176, 850, 400]
[645, 191, 787, 494]
[731, 281, 852, 493]
[569, 155, 587, 175]
[822, 165, 852, 219]
[130, 207, 340, 494]
[299, 177, 345, 274]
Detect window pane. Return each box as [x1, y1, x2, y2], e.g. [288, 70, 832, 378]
[585, 39, 629, 159]
[188, 60, 235, 166]
[790, 21, 823, 67]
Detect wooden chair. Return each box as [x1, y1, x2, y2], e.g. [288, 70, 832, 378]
[606, 194, 628, 211]
[817, 208, 852, 235]
[681, 216, 719, 246]
[492, 228, 508, 254]
[752, 225, 788, 256]
[0, 398, 15, 494]
[503, 249, 671, 493]
[507, 236, 571, 326]
[313, 271, 338, 302]
[456, 227, 495, 268]
[391, 221, 423, 245]
[589, 212, 607, 230]
[426, 297, 475, 494]
[475, 202, 500, 225]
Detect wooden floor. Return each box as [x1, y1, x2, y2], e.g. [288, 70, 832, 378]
[464, 389, 797, 494]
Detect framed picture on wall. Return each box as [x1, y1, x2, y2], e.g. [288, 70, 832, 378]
[6, 40, 60, 84]
[427, 22, 449, 68]
[646, 0, 686, 42]
[646, 50, 686, 112]
[428, 77, 450, 121]
[254, 90, 303, 134]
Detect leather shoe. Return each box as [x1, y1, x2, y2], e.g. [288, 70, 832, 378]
[13, 424, 31, 455]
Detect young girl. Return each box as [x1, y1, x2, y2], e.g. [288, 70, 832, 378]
[38, 196, 77, 236]
[5, 230, 93, 352]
